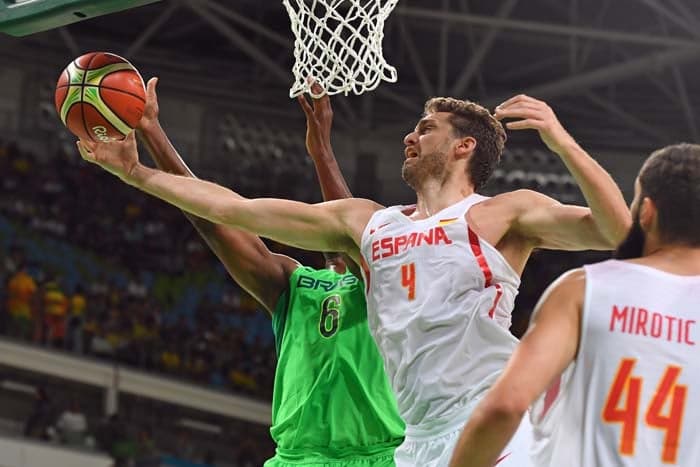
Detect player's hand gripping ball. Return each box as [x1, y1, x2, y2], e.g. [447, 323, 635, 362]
[55, 52, 146, 142]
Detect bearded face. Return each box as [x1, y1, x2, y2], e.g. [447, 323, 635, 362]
[402, 113, 464, 191]
[401, 139, 451, 190]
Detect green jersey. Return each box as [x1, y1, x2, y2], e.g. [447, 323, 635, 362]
[266, 266, 404, 465]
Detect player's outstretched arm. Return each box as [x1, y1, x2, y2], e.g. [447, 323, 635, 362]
[136, 77, 297, 314]
[448, 269, 585, 467]
[77, 133, 376, 258]
[496, 95, 631, 250]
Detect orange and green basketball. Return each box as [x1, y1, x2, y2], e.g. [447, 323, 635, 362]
[55, 52, 146, 142]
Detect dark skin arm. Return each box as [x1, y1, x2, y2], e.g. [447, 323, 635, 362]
[136, 78, 295, 314]
[297, 84, 351, 201]
[297, 83, 360, 276]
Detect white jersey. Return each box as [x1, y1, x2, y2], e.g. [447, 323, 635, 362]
[547, 260, 700, 467]
[529, 347, 574, 465]
[359, 195, 521, 429]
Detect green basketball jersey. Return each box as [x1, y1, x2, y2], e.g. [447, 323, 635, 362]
[266, 266, 404, 465]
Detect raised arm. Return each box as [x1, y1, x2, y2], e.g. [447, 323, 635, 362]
[77, 133, 377, 262]
[136, 78, 297, 314]
[449, 269, 585, 467]
[297, 82, 352, 200]
[496, 95, 631, 250]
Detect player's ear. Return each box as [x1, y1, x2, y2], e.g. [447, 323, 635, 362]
[454, 136, 476, 160]
[638, 196, 657, 232]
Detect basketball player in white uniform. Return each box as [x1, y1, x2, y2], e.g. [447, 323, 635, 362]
[450, 143, 700, 467]
[78, 93, 631, 466]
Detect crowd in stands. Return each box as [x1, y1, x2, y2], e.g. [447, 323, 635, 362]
[0, 136, 289, 465]
[0, 137, 328, 401]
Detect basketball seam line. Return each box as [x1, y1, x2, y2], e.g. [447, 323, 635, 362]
[55, 84, 146, 103]
[65, 100, 129, 136]
[79, 53, 99, 143]
[71, 54, 121, 71]
[60, 67, 72, 126]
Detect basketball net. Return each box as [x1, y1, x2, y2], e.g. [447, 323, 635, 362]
[283, 0, 399, 98]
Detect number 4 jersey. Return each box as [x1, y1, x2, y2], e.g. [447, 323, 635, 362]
[359, 195, 521, 428]
[547, 260, 700, 467]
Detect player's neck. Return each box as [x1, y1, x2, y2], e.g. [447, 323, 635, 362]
[639, 243, 700, 275]
[412, 179, 475, 220]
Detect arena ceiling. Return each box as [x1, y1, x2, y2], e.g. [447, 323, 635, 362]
[4, 0, 700, 152]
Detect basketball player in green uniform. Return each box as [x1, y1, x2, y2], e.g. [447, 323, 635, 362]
[136, 78, 403, 466]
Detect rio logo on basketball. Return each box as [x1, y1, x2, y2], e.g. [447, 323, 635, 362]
[55, 52, 146, 143]
[92, 126, 111, 142]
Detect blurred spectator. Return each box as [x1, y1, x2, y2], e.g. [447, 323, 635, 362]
[134, 427, 159, 467]
[6, 261, 37, 340]
[161, 343, 181, 374]
[67, 284, 87, 353]
[42, 276, 69, 348]
[130, 304, 159, 368]
[0, 244, 26, 334]
[23, 384, 52, 440]
[54, 398, 88, 446]
[103, 306, 130, 361]
[95, 413, 134, 466]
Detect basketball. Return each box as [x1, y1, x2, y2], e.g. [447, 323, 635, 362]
[55, 52, 146, 142]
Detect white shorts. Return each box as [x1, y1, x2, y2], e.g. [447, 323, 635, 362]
[395, 411, 534, 467]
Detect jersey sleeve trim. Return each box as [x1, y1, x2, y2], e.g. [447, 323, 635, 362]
[272, 269, 299, 356]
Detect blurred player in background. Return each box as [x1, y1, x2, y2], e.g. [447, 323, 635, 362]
[450, 143, 700, 467]
[136, 78, 403, 466]
[78, 92, 630, 466]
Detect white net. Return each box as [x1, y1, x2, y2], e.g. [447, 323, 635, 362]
[283, 0, 399, 98]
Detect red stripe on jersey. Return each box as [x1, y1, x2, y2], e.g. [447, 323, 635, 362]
[468, 226, 493, 287]
[495, 453, 511, 464]
[369, 222, 392, 235]
[488, 283, 503, 319]
[360, 256, 371, 293]
[539, 375, 562, 422]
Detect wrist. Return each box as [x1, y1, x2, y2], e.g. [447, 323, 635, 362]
[122, 163, 147, 186]
[137, 118, 160, 136]
[309, 146, 335, 161]
[554, 137, 583, 159]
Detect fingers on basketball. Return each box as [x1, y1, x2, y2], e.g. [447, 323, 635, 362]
[76, 141, 94, 161]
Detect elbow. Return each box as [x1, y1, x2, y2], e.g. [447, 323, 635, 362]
[604, 211, 633, 249]
[480, 395, 529, 426]
[588, 209, 632, 250]
[615, 212, 634, 243]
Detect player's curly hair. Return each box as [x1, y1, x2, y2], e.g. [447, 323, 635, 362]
[424, 97, 506, 191]
[640, 143, 700, 246]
